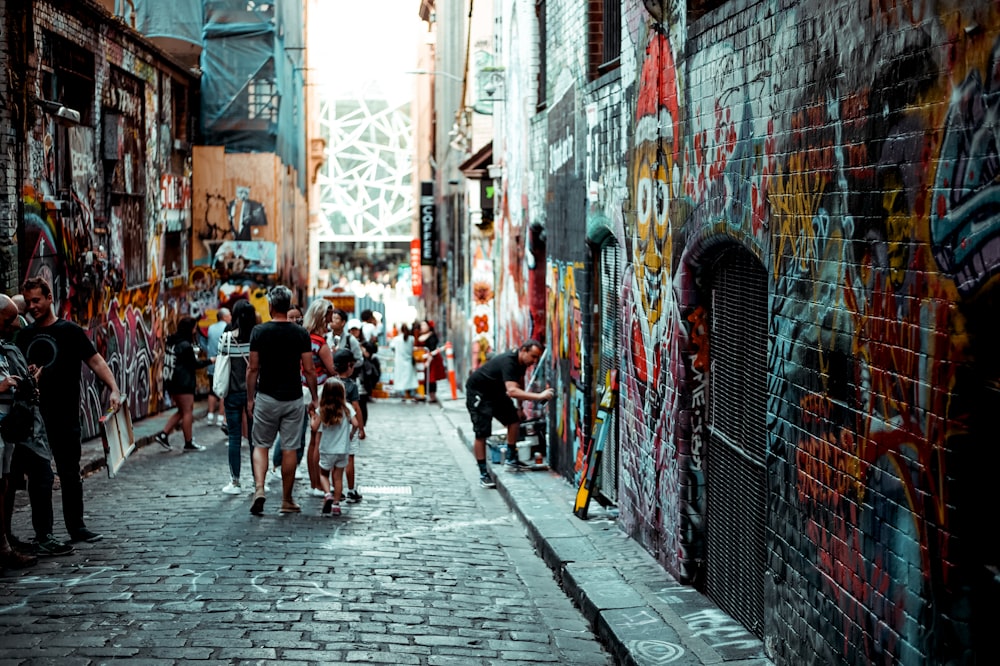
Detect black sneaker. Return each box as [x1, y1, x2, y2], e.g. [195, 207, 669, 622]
[69, 528, 103, 543]
[479, 473, 496, 489]
[345, 489, 362, 504]
[34, 535, 74, 556]
[154, 432, 171, 449]
[183, 442, 206, 452]
[220, 421, 229, 435]
[504, 458, 531, 471]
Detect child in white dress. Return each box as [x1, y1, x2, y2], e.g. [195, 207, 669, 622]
[310, 378, 358, 516]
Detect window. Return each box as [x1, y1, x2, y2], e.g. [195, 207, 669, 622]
[248, 76, 278, 123]
[589, 0, 620, 79]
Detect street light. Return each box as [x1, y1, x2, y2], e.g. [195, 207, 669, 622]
[405, 69, 465, 83]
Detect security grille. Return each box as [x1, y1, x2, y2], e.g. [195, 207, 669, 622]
[704, 247, 767, 637]
[597, 241, 621, 503]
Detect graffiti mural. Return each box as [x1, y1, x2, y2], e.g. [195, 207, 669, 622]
[493, 3, 540, 349]
[17, 19, 196, 440]
[470, 230, 495, 370]
[547, 260, 586, 474]
[601, 0, 994, 662]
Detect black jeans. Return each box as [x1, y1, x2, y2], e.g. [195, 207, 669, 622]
[4, 445, 55, 541]
[42, 415, 86, 534]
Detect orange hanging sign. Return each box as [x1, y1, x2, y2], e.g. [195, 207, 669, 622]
[410, 239, 422, 296]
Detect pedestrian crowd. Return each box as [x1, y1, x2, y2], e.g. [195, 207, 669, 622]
[1, 276, 548, 573]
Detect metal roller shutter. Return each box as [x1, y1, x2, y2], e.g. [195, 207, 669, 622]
[704, 247, 768, 637]
[598, 241, 620, 503]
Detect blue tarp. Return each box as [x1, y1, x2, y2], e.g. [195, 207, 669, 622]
[126, 0, 306, 191]
[124, 0, 202, 46]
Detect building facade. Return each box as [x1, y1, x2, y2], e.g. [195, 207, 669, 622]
[0, 0, 199, 438]
[475, 0, 1000, 662]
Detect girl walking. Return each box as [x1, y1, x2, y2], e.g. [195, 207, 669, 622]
[310, 378, 358, 516]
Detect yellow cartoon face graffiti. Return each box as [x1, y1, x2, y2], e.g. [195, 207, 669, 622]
[632, 142, 672, 324]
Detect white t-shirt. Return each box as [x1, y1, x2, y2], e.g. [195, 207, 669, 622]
[318, 403, 355, 455]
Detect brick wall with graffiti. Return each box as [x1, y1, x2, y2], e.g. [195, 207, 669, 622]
[16, 3, 198, 440]
[502, 0, 1000, 661]
[633, 0, 994, 661]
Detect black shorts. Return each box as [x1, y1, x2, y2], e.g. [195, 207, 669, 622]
[466, 389, 518, 439]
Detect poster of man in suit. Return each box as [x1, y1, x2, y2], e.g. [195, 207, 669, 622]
[228, 185, 268, 240]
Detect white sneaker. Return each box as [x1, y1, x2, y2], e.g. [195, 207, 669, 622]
[206, 414, 215, 425]
[309, 487, 326, 497]
[222, 481, 242, 495]
[294, 466, 305, 480]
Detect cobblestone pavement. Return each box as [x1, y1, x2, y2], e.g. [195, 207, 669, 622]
[1, 399, 612, 665]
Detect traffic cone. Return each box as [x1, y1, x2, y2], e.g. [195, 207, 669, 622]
[445, 342, 457, 400]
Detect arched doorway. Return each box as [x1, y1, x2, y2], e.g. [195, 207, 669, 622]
[702, 245, 768, 637]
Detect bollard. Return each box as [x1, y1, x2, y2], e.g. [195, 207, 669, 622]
[445, 341, 457, 400]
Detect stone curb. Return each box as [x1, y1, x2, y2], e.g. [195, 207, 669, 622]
[432, 397, 773, 666]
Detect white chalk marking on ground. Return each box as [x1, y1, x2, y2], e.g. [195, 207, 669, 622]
[250, 574, 269, 594]
[0, 567, 131, 614]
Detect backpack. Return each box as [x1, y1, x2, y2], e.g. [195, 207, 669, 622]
[360, 357, 380, 393]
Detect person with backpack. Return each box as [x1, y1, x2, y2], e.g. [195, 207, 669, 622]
[154, 317, 210, 452]
[298, 299, 337, 499]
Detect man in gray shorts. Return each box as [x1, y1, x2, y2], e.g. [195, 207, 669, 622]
[246, 286, 318, 515]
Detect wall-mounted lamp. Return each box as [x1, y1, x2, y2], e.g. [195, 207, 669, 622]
[35, 99, 81, 125]
[479, 66, 506, 101]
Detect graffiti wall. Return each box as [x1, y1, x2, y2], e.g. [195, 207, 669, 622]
[19, 13, 197, 440]
[494, 1, 546, 349]
[615, 0, 991, 662]
[192, 146, 306, 295]
[546, 259, 586, 474]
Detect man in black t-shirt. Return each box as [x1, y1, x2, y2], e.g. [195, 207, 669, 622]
[465, 340, 553, 488]
[18, 277, 121, 545]
[246, 286, 318, 515]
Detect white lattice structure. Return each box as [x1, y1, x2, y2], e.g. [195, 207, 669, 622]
[316, 95, 413, 242]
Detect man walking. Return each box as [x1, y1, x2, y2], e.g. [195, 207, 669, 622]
[246, 286, 318, 515]
[465, 340, 553, 488]
[205, 307, 231, 426]
[18, 277, 121, 544]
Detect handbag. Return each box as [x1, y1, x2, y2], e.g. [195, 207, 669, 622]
[0, 401, 34, 442]
[0, 375, 38, 443]
[212, 332, 232, 398]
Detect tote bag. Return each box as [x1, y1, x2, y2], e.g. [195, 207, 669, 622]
[212, 332, 233, 398]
